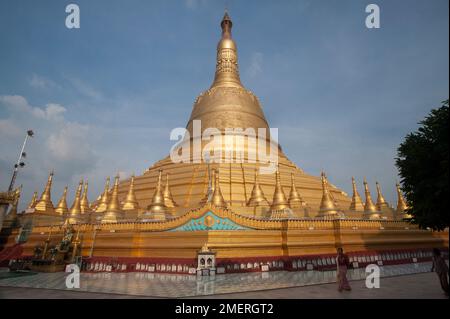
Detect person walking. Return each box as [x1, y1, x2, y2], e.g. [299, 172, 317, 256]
[431, 248, 449, 296]
[336, 247, 351, 292]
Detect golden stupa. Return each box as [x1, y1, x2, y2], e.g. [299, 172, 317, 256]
[1, 12, 447, 267]
[108, 11, 353, 219]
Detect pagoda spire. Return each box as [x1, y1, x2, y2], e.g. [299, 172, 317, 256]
[349, 177, 364, 211]
[27, 191, 38, 210]
[247, 168, 269, 207]
[363, 178, 377, 212]
[80, 180, 91, 214]
[200, 168, 215, 206]
[211, 11, 243, 88]
[35, 171, 55, 213]
[221, 9, 232, 38]
[396, 182, 411, 218]
[210, 169, 227, 208]
[288, 173, 305, 208]
[122, 174, 139, 211]
[68, 180, 83, 224]
[270, 169, 289, 211]
[95, 177, 110, 213]
[102, 174, 123, 223]
[185, 12, 270, 136]
[107, 175, 121, 212]
[146, 170, 168, 219]
[163, 173, 178, 208]
[375, 181, 389, 211]
[317, 172, 341, 219]
[55, 186, 69, 217]
[363, 178, 381, 219]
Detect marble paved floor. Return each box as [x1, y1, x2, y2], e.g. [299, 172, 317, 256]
[0, 262, 442, 298]
[0, 272, 448, 299]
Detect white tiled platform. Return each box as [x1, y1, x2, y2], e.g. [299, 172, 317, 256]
[0, 262, 435, 298]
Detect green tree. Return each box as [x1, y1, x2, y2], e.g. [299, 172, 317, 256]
[396, 100, 449, 230]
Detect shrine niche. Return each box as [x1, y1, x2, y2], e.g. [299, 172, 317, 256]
[197, 244, 216, 276]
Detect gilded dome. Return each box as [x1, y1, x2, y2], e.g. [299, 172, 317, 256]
[186, 86, 269, 133]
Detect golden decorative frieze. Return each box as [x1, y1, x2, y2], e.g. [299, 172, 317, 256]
[31, 203, 420, 235]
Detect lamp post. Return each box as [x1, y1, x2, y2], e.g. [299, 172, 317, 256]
[8, 130, 34, 192]
[0, 130, 34, 231]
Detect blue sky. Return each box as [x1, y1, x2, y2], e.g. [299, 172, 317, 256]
[0, 0, 448, 210]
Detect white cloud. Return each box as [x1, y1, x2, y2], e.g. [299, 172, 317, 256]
[0, 95, 30, 112]
[68, 77, 103, 100]
[117, 171, 129, 180]
[29, 74, 58, 89]
[0, 91, 168, 211]
[42, 103, 66, 121]
[47, 122, 93, 161]
[0, 95, 66, 121]
[247, 52, 264, 78]
[0, 119, 21, 137]
[32, 103, 66, 121]
[0, 94, 98, 209]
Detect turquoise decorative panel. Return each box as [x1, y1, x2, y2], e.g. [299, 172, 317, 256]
[169, 211, 250, 231]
